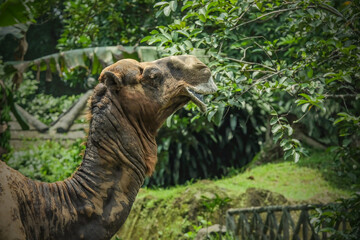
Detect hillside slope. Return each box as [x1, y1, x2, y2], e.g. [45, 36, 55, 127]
[115, 154, 351, 240]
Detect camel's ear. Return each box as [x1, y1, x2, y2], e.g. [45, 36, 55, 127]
[103, 71, 123, 90]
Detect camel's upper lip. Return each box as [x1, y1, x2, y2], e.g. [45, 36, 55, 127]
[185, 76, 218, 112]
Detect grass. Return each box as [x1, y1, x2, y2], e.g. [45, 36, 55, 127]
[141, 151, 351, 202]
[216, 161, 349, 200]
[297, 150, 355, 190]
[116, 150, 353, 240]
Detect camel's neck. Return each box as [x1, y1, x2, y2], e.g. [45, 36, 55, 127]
[18, 90, 157, 240]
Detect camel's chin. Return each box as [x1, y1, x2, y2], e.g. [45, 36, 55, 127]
[186, 76, 218, 112]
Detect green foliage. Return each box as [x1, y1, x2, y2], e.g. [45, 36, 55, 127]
[0, 84, 11, 156]
[0, 0, 62, 27]
[57, 0, 165, 50]
[0, 58, 30, 156]
[311, 193, 360, 239]
[14, 73, 83, 125]
[0, 59, 10, 155]
[146, 106, 262, 186]
[298, 150, 359, 191]
[0, 0, 34, 27]
[144, 0, 360, 177]
[328, 146, 360, 188]
[61, 66, 90, 88]
[6, 139, 84, 182]
[201, 193, 231, 214]
[184, 215, 212, 239]
[21, 93, 82, 125]
[183, 193, 232, 239]
[185, 192, 231, 238]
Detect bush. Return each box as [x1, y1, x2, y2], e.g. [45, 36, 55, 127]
[15, 73, 83, 125]
[6, 139, 85, 182]
[311, 192, 360, 239]
[143, 0, 360, 187]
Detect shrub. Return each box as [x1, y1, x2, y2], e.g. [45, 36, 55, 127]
[6, 139, 85, 182]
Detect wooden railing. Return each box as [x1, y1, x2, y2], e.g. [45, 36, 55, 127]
[226, 204, 347, 240]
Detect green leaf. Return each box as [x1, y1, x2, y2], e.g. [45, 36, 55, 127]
[296, 99, 309, 106]
[256, 2, 263, 10]
[273, 132, 283, 143]
[164, 5, 171, 16]
[155, 9, 163, 18]
[270, 110, 277, 116]
[294, 152, 300, 163]
[198, 14, 206, 22]
[283, 142, 292, 151]
[271, 124, 282, 134]
[181, 1, 193, 12]
[177, 30, 189, 38]
[199, 7, 206, 16]
[278, 117, 288, 123]
[270, 117, 277, 125]
[184, 40, 193, 49]
[301, 103, 310, 112]
[154, 2, 168, 7]
[307, 67, 313, 78]
[230, 115, 237, 131]
[0, 0, 34, 27]
[299, 93, 312, 101]
[333, 117, 345, 125]
[170, 0, 177, 11]
[284, 149, 294, 160]
[337, 112, 351, 117]
[207, 110, 216, 122]
[342, 75, 352, 83]
[280, 139, 289, 147]
[166, 114, 173, 127]
[285, 125, 293, 136]
[213, 104, 225, 126]
[140, 35, 152, 43]
[148, 37, 162, 45]
[163, 32, 172, 40]
[91, 52, 101, 75]
[279, 76, 287, 85]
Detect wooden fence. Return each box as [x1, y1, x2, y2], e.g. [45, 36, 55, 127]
[226, 204, 347, 240]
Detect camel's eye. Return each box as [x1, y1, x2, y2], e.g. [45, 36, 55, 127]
[142, 67, 164, 87]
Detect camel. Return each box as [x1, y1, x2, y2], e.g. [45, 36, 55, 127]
[0, 55, 217, 240]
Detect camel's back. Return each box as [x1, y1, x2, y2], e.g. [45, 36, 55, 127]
[0, 161, 28, 239]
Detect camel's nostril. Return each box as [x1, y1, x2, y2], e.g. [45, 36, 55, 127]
[195, 63, 207, 69]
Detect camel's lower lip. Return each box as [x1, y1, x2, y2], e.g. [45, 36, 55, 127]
[186, 76, 217, 112]
[186, 87, 207, 112]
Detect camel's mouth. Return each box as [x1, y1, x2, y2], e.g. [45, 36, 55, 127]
[185, 76, 218, 112]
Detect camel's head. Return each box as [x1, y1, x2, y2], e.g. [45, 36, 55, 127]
[97, 55, 217, 132]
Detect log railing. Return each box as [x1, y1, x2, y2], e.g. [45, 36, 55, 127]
[226, 204, 346, 240]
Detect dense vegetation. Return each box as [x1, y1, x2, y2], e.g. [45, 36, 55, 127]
[0, 0, 359, 184]
[15, 73, 83, 125]
[144, 0, 360, 187]
[7, 139, 84, 182]
[0, 1, 359, 238]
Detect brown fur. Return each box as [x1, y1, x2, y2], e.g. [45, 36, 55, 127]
[0, 55, 216, 240]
